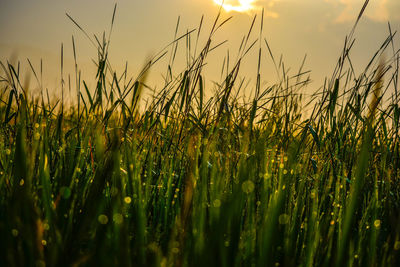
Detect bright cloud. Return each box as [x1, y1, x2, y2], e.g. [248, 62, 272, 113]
[213, 0, 280, 17]
[212, 0, 399, 22]
[213, 0, 256, 12]
[325, 0, 391, 23]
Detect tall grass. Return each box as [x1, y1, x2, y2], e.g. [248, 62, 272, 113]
[1, 2, 400, 266]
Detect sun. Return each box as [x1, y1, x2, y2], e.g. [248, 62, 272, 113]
[213, 0, 257, 13]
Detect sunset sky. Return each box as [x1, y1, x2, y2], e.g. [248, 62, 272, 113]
[1, 0, 399, 95]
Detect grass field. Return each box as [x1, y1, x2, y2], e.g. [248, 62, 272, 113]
[1, 4, 400, 267]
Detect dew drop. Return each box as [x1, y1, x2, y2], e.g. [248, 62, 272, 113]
[213, 199, 221, 208]
[11, 229, 18, 237]
[242, 180, 255, 194]
[113, 213, 123, 224]
[98, 214, 109, 225]
[60, 187, 71, 199]
[124, 196, 132, 204]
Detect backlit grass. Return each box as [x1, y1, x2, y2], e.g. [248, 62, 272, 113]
[1, 3, 400, 266]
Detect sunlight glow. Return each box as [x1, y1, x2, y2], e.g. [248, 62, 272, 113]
[213, 0, 257, 13]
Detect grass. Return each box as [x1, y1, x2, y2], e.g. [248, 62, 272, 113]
[1, 2, 400, 266]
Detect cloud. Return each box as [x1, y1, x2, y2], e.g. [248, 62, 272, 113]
[324, 0, 396, 23]
[213, 0, 399, 22]
[213, 0, 280, 17]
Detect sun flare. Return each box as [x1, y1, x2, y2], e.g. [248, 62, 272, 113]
[213, 0, 257, 13]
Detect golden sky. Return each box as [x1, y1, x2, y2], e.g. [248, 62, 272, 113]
[0, 0, 399, 96]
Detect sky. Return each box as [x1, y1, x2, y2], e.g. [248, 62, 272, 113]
[0, 0, 399, 97]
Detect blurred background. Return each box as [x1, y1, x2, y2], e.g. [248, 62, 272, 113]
[0, 0, 399, 98]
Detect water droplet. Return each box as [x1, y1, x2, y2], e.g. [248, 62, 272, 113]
[312, 211, 317, 217]
[374, 219, 381, 228]
[98, 214, 109, 225]
[11, 229, 18, 237]
[213, 199, 221, 208]
[242, 180, 255, 194]
[34, 132, 41, 141]
[124, 196, 132, 204]
[113, 213, 123, 224]
[60, 187, 71, 199]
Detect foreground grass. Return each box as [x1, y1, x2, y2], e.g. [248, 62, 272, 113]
[1, 6, 400, 267]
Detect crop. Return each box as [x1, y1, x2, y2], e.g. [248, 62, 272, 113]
[1, 2, 400, 266]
